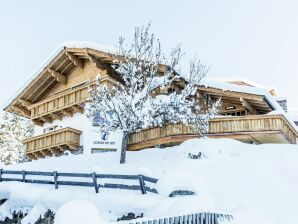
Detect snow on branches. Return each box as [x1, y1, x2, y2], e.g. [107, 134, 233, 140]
[0, 112, 34, 165]
[86, 23, 220, 163]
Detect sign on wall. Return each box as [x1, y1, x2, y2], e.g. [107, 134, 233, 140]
[89, 126, 123, 153]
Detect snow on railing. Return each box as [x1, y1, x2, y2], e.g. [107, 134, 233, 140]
[125, 213, 233, 224]
[0, 169, 158, 194]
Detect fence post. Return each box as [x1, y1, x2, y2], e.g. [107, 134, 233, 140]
[22, 170, 26, 182]
[174, 216, 179, 224]
[91, 172, 99, 193]
[196, 214, 200, 224]
[138, 175, 146, 194]
[200, 213, 204, 224]
[0, 169, 2, 182]
[192, 214, 196, 224]
[53, 171, 58, 189]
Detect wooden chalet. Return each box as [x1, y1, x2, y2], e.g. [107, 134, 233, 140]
[4, 43, 298, 159]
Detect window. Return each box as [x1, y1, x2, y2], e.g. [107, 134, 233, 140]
[43, 125, 60, 134]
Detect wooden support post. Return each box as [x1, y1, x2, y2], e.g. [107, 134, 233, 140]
[71, 105, 83, 114]
[138, 175, 146, 194]
[65, 51, 84, 68]
[240, 97, 254, 114]
[22, 170, 26, 182]
[62, 110, 73, 117]
[18, 99, 32, 107]
[53, 171, 58, 189]
[12, 105, 31, 117]
[32, 119, 43, 126]
[85, 52, 105, 69]
[50, 147, 62, 156]
[91, 172, 99, 193]
[48, 69, 67, 84]
[41, 116, 52, 124]
[51, 113, 62, 121]
[27, 153, 37, 160]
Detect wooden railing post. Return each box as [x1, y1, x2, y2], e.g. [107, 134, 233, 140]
[138, 175, 146, 194]
[22, 170, 26, 182]
[53, 171, 58, 189]
[91, 172, 99, 193]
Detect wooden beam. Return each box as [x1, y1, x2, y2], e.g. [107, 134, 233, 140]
[18, 99, 32, 107]
[65, 51, 84, 68]
[34, 151, 45, 159]
[41, 116, 52, 124]
[32, 119, 43, 126]
[12, 105, 31, 117]
[68, 143, 78, 150]
[51, 113, 62, 121]
[50, 147, 62, 155]
[85, 52, 105, 68]
[71, 105, 83, 114]
[48, 69, 67, 84]
[62, 110, 73, 117]
[41, 149, 52, 157]
[240, 97, 254, 114]
[26, 153, 37, 160]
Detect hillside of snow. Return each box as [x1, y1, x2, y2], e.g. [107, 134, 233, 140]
[0, 138, 298, 223]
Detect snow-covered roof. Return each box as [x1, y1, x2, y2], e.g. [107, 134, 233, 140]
[3, 41, 118, 111]
[209, 76, 266, 89]
[200, 78, 283, 111]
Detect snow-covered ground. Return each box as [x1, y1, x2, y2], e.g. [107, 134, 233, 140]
[0, 138, 298, 223]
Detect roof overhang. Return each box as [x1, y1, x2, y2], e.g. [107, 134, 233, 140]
[4, 45, 122, 117]
[197, 84, 280, 114]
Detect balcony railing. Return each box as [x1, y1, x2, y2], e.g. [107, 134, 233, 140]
[28, 84, 89, 122]
[209, 114, 297, 144]
[128, 123, 198, 151]
[23, 127, 82, 159]
[128, 115, 297, 151]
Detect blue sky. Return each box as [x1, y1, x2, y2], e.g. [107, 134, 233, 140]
[1, 0, 298, 110]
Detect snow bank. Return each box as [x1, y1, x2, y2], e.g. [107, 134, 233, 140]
[0, 138, 298, 223]
[54, 200, 105, 224]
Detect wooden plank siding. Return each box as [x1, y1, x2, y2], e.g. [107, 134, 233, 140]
[23, 127, 82, 159]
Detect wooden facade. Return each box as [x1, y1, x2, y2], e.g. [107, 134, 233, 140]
[23, 127, 81, 159]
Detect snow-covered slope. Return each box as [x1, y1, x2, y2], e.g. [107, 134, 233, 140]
[0, 138, 298, 223]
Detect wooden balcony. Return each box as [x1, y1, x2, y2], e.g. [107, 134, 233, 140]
[128, 115, 297, 151]
[208, 114, 297, 144]
[23, 128, 82, 159]
[128, 123, 199, 151]
[28, 83, 89, 125]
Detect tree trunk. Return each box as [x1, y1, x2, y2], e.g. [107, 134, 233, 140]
[120, 131, 129, 164]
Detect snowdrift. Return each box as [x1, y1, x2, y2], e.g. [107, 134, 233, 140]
[0, 138, 298, 223]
